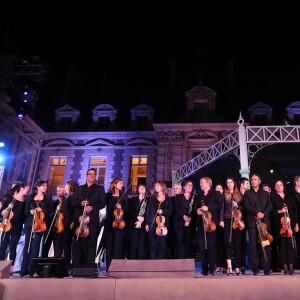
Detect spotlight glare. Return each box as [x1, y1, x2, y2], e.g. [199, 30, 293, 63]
[0, 142, 4, 147]
[270, 169, 274, 173]
[0, 155, 4, 164]
[18, 113, 24, 119]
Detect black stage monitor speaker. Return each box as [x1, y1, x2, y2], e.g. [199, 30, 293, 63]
[73, 263, 97, 278]
[108, 259, 195, 278]
[31, 257, 69, 278]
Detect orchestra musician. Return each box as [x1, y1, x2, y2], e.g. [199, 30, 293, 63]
[173, 179, 197, 259]
[145, 181, 173, 259]
[20, 180, 52, 277]
[219, 177, 244, 275]
[128, 184, 149, 259]
[72, 168, 106, 269]
[104, 178, 128, 271]
[272, 180, 299, 275]
[193, 177, 222, 276]
[0, 182, 30, 273]
[243, 173, 273, 276]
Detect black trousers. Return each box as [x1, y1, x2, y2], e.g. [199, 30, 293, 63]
[174, 224, 194, 259]
[248, 227, 271, 273]
[197, 225, 217, 274]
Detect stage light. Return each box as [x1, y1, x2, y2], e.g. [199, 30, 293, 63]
[270, 169, 274, 173]
[0, 142, 4, 147]
[0, 154, 4, 164]
[18, 113, 24, 119]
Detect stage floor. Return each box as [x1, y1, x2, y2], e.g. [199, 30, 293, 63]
[1, 269, 300, 300]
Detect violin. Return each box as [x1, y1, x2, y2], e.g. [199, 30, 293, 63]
[155, 214, 168, 236]
[112, 208, 125, 229]
[0, 201, 15, 233]
[232, 208, 245, 231]
[256, 218, 273, 243]
[53, 201, 64, 234]
[280, 205, 293, 238]
[202, 211, 216, 232]
[75, 202, 90, 240]
[32, 201, 47, 233]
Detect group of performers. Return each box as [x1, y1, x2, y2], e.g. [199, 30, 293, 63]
[0, 169, 300, 277]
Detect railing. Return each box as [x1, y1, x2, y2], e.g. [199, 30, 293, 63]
[174, 130, 239, 182]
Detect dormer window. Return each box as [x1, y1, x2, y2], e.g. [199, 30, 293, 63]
[248, 102, 273, 125]
[92, 104, 117, 129]
[54, 105, 80, 130]
[286, 101, 300, 125]
[131, 104, 154, 129]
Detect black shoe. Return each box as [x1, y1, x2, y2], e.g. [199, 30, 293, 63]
[264, 271, 271, 276]
[241, 267, 246, 274]
[253, 272, 259, 276]
[272, 268, 281, 273]
[208, 272, 215, 276]
[201, 271, 208, 276]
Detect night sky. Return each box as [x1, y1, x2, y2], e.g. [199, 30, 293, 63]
[1, 2, 300, 129]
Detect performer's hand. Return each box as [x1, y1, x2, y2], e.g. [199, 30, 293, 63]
[157, 209, 162, 215]
[219, 221, 224, 228]
[232, 201, 238, 208]
[257, 212, 264, 219]
[116, 203, 121, 209]
[197, 208, 202, 215]
[81, 200, 89, 206]
[145, 225, 149, 232]
[201, 205, 208, 212]
[70, 222, 74, 229]
[295, 223, 299, 233]
[86, 205, 93, 213]
[137, 216, 144, 222]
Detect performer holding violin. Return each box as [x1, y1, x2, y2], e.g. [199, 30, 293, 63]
[272, 180, 299, 275]
[0, 182, 30, 273]
[219, 177, 244, 275]
[104, 178, 128, 271]
[20, 180, 52, 277]
[243, 173, 273, 276]
[193, 177, 222, 276]
[173, 179, 197, 259]
[72, 168, 106, 268]
[145, 181, 173, 259]
[128, 184, 149, 259]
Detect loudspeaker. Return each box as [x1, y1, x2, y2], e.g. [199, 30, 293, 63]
[108, 259, 195, 278]
[73, 263, 97, 278]
[0, 260, 12, 278]
[31, 258, 69, 278]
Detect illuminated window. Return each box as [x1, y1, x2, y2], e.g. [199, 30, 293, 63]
[48, 156, 67, 195]
[89, 156, 107, 185]
[130, 155, 147, 193]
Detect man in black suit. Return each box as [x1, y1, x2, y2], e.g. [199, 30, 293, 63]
[194, 176, 222, 276]
[243, 173, 273, 276]
[72, 168, 106, 268]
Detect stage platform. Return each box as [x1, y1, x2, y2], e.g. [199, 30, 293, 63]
[1, 268, 299, 300]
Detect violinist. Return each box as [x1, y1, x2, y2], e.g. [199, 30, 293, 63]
[128, 184, 149, 259]
[219, 177, 244, 275]
[145, 181, 173, 259]
[20, 180, 52, 277]
[72, 168, 106, 269]
[272, 180, 299, 275]
[104, 178, 128, 271]
[173, 180, 197, 259]
[42, 185, 65, 257]
[193, 177, 222, 276]
[0, 182, 30, 274]
[243, 173, 273, 276]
